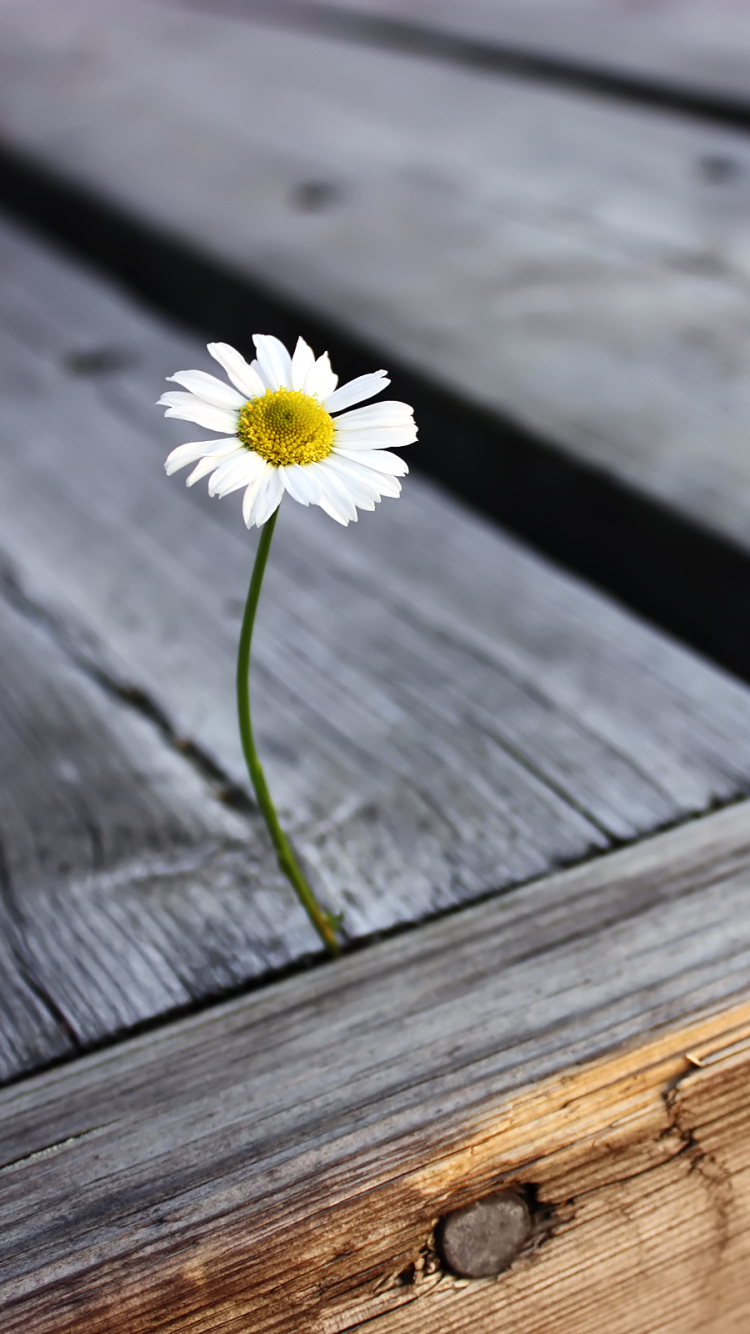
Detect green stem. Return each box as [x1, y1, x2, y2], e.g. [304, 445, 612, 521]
[236, 506, 341, 957]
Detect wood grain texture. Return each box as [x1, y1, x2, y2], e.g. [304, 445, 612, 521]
[0, 923, 71, 1087]
[0, 559, 315, 1076]
[3, 211, 750, 1069]
[2, 800, 750, 1333]
[3, 0, 750, 551]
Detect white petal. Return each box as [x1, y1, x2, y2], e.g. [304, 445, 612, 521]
[303, 352, 338, 402]
[313, 462, 359, 524]
[208, 342, 266, 399]
[242, 464, 272, 526]
[321, 491, 356, 525]
[209, 451, 266, 497]
[332, 423, 417, 449]
[328, 452, 403, 497]
[278, 463, 318, 506]
[167, 370, 245, 410]
[315, 479, 353, 525]
[291, 337, 315, 392]
[163, 398, 239, 434]
[249, 357, 273, 391]
[334, 446, 409, 476]
[251, 466, 286, 527]
[324, 370, 389, 414]
[253, 335, 293, 391]
[186, 455, 226, 486]
[333, 401, 415, 429]
[321, 456, 380, 509]
[165, 438, 239, 475]
[158, 391, 198, 408]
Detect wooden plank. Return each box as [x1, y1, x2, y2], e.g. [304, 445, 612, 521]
[2, 0, 750, 571]
[0, 555, 315, 1078]
[246, 0, 750, 107]
[0, 931, 71, 1087]
[2, 801, 750, 1332]
[3, 210, 750, 1063]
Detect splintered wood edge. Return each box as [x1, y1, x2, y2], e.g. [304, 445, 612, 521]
[2, 802, 750, 1332]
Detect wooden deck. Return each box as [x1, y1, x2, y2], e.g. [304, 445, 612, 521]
[1, 2, 750, 1330]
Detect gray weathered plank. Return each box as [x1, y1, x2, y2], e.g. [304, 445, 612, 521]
[0, 565, 316, 1077]
[250, 0, 750, 104]
[0, 929, 71, 1086]
[2, 0, 750, 552]
[3, 209, 750, 1072]
[1, 800, 750, 1331]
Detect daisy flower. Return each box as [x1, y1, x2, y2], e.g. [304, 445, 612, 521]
[159, 334, 417, 527]
[157, 333, 417, 959]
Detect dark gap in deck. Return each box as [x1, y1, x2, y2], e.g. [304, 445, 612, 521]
[178, 0, 750, 134]
[1, 143, 749, 683]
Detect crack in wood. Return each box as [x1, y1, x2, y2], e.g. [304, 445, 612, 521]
[0, 553, 255, 816]
[0, 1124, 115, 1178]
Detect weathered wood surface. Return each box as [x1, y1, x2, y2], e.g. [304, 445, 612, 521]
[2, 801, 750, 1333]
[0, 572, 309, 1080]
[3, 0, 750, 561]
[4, 211, 750, 1080]
[248, 0, 750, 106]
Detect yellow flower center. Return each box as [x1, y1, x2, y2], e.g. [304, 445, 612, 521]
[237, 388, 335, 467]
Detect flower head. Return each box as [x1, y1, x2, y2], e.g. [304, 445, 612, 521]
[159, 335, 417, 527]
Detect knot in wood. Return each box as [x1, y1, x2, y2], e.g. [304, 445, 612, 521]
[437, 1189, 531, 1278]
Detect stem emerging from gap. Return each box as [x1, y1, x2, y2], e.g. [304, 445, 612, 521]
[236, 506, 341, 957]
